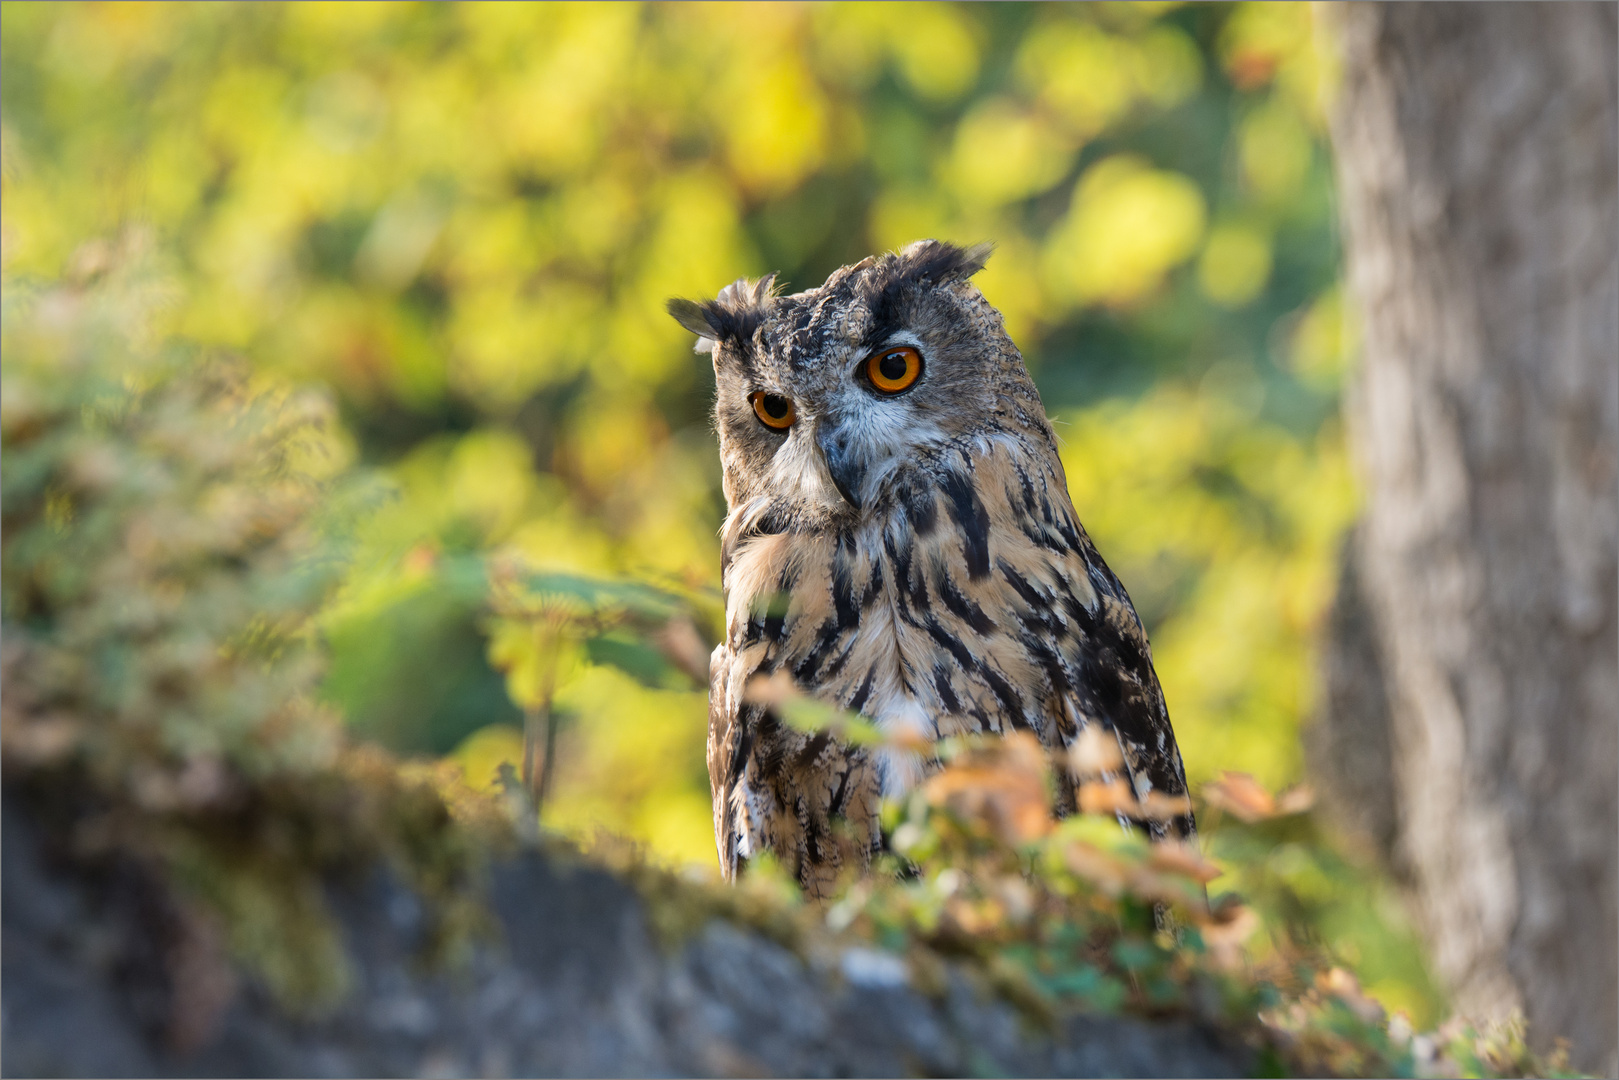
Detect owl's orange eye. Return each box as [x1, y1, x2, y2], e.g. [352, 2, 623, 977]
[865, 345, 922, 393]
[750, 391, 796, 430]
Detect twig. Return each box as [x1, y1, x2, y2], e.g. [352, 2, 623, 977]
[523, 613, 564, 819]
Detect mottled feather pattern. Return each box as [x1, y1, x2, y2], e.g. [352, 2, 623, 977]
[683, 241, 1193, 896]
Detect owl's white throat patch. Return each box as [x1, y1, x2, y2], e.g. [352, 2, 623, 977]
[872, 696, 932, 798]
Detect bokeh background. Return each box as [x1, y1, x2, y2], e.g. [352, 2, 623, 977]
[0, 0, 1438, 1022]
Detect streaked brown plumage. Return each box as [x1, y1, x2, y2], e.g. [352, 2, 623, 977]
[669, 240, 1193, 897]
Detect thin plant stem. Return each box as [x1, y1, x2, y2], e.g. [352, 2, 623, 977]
[523, 613, 564, 819]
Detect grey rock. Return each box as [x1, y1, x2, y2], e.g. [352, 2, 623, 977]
[2, 799, 1249, 1078]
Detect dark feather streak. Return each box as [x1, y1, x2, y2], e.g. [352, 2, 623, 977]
[939, 469, 991, 579]
[936, 566, 995, 634]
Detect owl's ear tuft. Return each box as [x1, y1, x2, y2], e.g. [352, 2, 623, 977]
[666, 297, 717, 336]
[668, 274, 779, 355]
[667, 298, 720, 352]
[897, 239, 994, 285]
[666, 297, 721, 354]
[716, 272, 780, 308]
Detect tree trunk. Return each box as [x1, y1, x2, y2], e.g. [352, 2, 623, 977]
[1320, 2, 1618, 1072]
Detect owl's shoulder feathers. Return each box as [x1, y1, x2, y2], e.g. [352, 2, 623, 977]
[903, 434, 1193, 837]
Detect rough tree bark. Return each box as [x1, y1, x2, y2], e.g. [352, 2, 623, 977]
[1316, 3, 1618, 1072]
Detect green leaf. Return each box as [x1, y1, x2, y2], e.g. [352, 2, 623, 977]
[776, 695, 886, 746]
[584, 632, 680, 689]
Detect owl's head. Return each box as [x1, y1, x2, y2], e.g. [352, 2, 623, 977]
[668, 240, 1053, 523]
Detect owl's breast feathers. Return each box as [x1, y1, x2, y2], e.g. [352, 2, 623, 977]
[710, 434, 1193, 894]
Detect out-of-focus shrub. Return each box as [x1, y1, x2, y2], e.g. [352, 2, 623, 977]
[0, 245, 503, 1015]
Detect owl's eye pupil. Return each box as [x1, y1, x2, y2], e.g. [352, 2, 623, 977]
[761, 395, 789, 419]
[879, 352, 908, 381]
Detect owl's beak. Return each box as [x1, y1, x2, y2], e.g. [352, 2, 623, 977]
[815, 422, 864, 511]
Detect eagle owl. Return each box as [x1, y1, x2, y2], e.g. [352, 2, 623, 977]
[669, 240, 1193, 897]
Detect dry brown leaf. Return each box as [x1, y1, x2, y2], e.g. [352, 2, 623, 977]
[1201, 771, 1277, 823]
[655, 615, 712, 685]
[401, 542, 438, 577]
[1148, 840, 1223, 884]
[1067, 725, 1124, 778]
[1063, 840, 1129, 896]
[1202, 772, 1315, 823]
[923, 732, 1052, 845]
[1077, 776, 1137, 816]
[944, 896, 1005, 936]
[1198, 899, 1259, 969]
[886, 727, 933, 754]
[743, 670, 800, 708]
[1123, 866, 1206, 906]
[1129, 790, 1194, 822]
[928, 773, 1051, 845]
[0, 712, 81, 766]
[1275, 784, 1316, 816]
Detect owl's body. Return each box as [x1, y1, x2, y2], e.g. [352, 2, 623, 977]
[671, 241, 1192, 897]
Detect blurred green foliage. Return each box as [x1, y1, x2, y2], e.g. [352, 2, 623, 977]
[3, 0, 1437, 1027]
[0, 253, 502, 1010]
